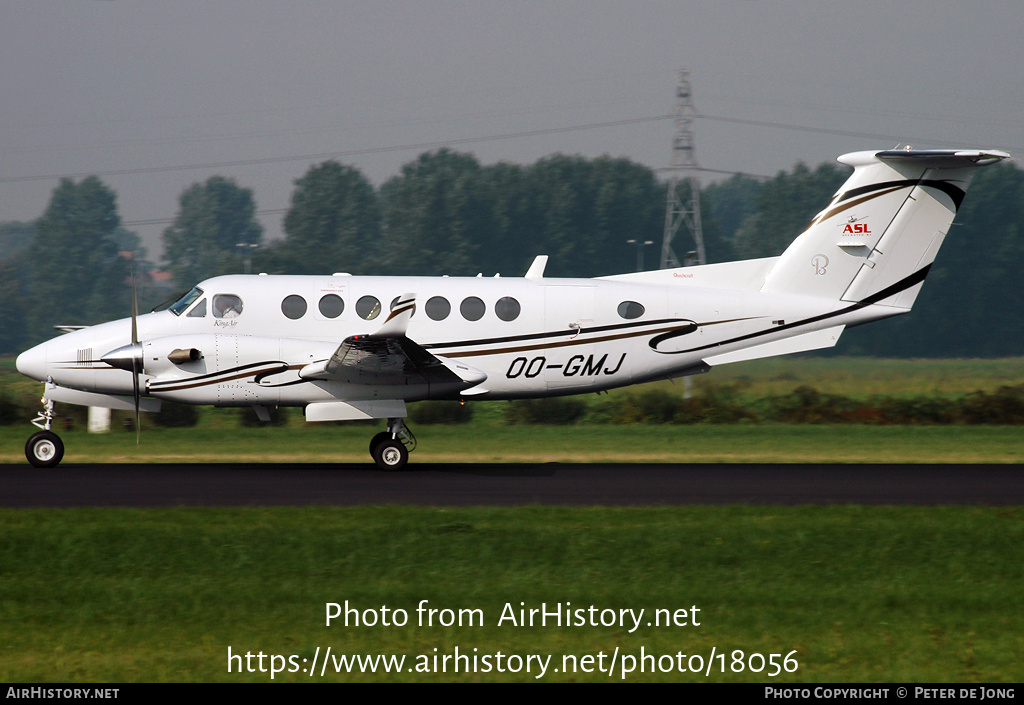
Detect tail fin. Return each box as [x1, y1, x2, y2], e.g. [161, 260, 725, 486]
[761, 149, 1009, 308]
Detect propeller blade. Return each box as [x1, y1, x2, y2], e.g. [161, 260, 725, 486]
[132, 357, 140, 447]
[130, 260, 140, 446]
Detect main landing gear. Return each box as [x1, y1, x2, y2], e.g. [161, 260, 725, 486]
[368, 417, 416, 471]
[26, 396, 64, 468]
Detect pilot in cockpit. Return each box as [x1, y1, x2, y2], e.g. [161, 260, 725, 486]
[213, 294, 243, 318]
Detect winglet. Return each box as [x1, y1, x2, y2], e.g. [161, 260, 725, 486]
[371, 293, 416, 338]
[525, 255, 548, 279]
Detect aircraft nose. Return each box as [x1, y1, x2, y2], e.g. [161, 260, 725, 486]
[15, 344, 47, 382]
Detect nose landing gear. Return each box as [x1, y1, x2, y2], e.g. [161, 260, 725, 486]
[26, 395, 64, 468]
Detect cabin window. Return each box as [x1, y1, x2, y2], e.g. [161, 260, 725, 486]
[495, 296, 521, 322]
[390, 296, 416, 318]
[169, 286, 203, 316]
[281, 295, 307, 320]
[425, 296, 451, 321]
[213, 294, 243, 318]
[356, 295, 381, 320]
[460, 296, 486, 321]
[186, 298, 207, 318]
[617, 301, 645, 320]
[318, 294, 344, 318]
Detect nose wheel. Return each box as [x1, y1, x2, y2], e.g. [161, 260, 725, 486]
[26, 430, 64, 468]
[26, 392, 64, 468]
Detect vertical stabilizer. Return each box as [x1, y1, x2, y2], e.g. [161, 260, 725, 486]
[761, 149, 1009, 308]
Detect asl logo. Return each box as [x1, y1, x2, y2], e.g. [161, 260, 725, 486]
[843, 223, 871, 234]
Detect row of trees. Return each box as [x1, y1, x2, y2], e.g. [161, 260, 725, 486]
[1, 177, 142, 347]
[2, 149, 1022, 357]
[162, 150, 679, 282]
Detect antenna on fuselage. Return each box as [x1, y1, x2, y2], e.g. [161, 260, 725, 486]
[660, 68, 706, 269]
[525, 255, 548, 279]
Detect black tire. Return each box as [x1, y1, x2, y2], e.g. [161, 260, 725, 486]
[369, 431, 392, 456]
[25, 431, 64, 468]
[372, 438, 409, 471]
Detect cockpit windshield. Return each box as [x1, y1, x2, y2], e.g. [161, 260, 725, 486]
[169, 287, 204, 316]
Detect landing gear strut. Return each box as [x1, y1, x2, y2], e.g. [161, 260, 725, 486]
[369, 417, 416, 471]
[26, 394, 63, 468]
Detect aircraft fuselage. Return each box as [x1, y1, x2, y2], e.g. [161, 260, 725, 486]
[17, 272, 890, 407]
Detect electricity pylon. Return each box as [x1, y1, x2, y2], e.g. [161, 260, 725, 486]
[660, 69, 706, 269]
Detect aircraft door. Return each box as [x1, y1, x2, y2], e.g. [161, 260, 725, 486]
[542, 285, 596, 390]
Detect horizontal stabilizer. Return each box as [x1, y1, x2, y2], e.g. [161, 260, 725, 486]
[703, 325, 845, 366]
[874, 149, 1010, 168]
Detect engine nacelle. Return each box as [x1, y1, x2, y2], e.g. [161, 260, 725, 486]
[142, 334, 337, 406]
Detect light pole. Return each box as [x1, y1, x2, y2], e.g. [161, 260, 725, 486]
[626, 239, 654, 272]
[236, 243, 258, 275]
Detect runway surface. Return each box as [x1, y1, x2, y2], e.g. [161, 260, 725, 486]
[1, 462, 1022, 506]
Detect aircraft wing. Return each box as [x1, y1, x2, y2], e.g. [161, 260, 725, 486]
[299, 293, 486, 390]
[303, 334, 481, 387]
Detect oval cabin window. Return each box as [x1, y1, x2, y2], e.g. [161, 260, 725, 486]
[460, 296, 486, 321]
[281, 295, 307, 320]
[356, 295, 381, 320]
[617, 301, 645, 320]
[495, 296, 521, 322]
[318, 294, 344, 318]
[425, 296, 451, 321]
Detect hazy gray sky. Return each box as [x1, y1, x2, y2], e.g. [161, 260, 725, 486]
[3, 1, 1022, 259]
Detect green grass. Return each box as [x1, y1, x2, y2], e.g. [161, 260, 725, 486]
[697, 357, 1024, 400]
[2, 424, 1023, 464]
[1, 506, 1021, 682]
[3, 357, 1022, 682]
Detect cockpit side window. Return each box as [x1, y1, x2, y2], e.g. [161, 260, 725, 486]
[186, 298, 207, 318]
[213, 294, 243, 318]
[169, 287, 204, 316]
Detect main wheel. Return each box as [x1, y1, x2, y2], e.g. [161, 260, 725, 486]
[372, 438, 409, 471]
[369, 431, 392, 456]
[26, 431, 64, 468]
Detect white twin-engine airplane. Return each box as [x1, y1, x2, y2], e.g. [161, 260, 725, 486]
[15, 148, 1010, 469]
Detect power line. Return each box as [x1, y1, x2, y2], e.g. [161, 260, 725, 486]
[5, 110, 1013, 187]
[0, 115, 673, 184]
[122, 208, 289, 228]
[696, 113, 1012, 151]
